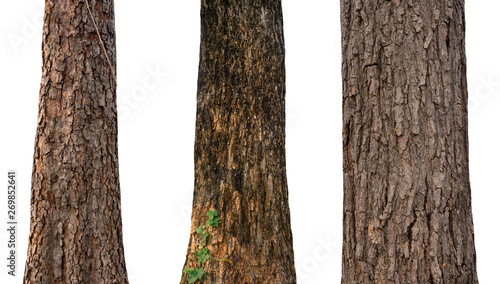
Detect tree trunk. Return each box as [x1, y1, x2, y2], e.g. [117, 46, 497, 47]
[341, 0, 477, 283]
[24, 1, 128, 283]
[181, 1, 296, 283]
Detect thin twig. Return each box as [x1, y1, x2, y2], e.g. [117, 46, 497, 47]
[84, 0, 117, 86]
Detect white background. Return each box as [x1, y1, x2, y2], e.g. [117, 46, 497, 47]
[0, 1, 498, 283]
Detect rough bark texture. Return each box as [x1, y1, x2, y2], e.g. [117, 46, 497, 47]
[341, 0, 477, 283]
[24, 1, 128, 283]
[181, 0, 296, 283]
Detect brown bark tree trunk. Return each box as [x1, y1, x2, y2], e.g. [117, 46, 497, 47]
[180, 1, 296, 283]
[24, 1, 128, 283]
[341, 0, 477, 283]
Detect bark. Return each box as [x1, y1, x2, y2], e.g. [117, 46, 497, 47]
[341, 0, 477, 283]
[180, 0, 296, 283]
[24, 1, 128, 283]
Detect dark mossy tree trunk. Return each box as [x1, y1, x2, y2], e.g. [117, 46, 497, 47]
[341, 0, 477, 283]
[24, 1, 128, 283]
[181, 0, 296, 283]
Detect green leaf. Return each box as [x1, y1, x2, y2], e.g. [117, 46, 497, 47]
[187, 275, 196, 283]
[194, 268, 205, 278]
[187, 268, 205, 283]
[197, 248, 210, 264]
[206, 217, 220, 227]
[184, 266, 202, 283]
[207, 210, 217, 220]
[196, 226, 204, 234]
[201, 232, 209, 244]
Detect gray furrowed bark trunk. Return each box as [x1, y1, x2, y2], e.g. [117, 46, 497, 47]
[24, 1, 128, 283]
[341, 0, 477, 283]
[180, 0, 296, 283]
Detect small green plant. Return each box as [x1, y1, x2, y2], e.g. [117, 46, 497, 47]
[182, 209, 231, 283]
